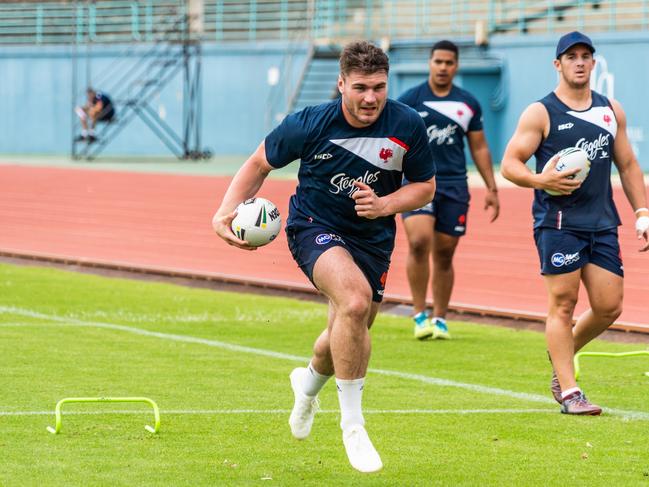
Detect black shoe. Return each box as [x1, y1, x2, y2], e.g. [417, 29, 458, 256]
[87, 135, 98, 144]
[74, 135, 87, 142]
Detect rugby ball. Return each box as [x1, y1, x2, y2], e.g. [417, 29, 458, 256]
[231, 197, 282, 247]
[542, 147, 591, 196]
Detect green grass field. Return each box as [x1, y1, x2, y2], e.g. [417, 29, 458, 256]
[1, 263, 648, 486]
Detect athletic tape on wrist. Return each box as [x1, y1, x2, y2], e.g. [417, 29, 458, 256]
[636, 216, 649, 234]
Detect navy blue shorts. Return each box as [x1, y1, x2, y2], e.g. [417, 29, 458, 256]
[401, 183, 470, 237]
[286, 224, 390, 303]
[533, 227, 623, 277]
[98, 108, 115, 122]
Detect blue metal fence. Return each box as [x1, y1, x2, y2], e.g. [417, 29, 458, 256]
[0, 0, 647, 45]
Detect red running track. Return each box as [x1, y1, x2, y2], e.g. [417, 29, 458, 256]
[0, 164, 647, 327]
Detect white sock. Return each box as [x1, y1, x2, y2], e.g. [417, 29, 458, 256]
[81, 129, 88, 137]
[561, 387, 581, 399]
[302, 362, 332, 397]
[336, 377, 365, 431]
[432, 316, 446, 325]
[88, 129, 95, 136]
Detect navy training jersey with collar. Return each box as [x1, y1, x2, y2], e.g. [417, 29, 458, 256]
[264, 98, 436, 256]
[398, 82, 482, 184]
[533, 91, 621, 231]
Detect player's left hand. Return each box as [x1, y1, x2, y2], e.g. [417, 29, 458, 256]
[352, 180, 386, 219]
[636, 215, 649, 252]
[484, 190, 500, 222]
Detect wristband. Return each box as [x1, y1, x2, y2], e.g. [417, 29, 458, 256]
[634, 207, 649, 215]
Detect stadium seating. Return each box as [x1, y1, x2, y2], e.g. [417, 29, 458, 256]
[0, 1, 647, 46]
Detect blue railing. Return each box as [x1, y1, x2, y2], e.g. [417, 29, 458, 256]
[0, 0, 647, 45]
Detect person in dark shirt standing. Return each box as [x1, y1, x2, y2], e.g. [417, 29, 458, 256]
[501, 31, 649, 414]
[399, 40, 499, 340]
[212, 41, 436, 472]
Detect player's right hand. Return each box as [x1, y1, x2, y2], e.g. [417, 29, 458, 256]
[537, 155, 582, 195]
[212, 210, 257, 251]
[636, 215, 649, 252]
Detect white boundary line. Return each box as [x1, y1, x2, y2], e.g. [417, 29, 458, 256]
[2, 305, 648, 421]
[0, 408, 554, 417]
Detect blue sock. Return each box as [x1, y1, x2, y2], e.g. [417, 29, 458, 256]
[413, 311, 429, 326]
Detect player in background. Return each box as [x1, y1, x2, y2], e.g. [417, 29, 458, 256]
[398, 40, 499, 340]
[501, 31, 649, 414]
[74, 88, 115, 143]
[212, 41, 436, 472]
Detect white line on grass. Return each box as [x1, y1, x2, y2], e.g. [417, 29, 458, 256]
[0, 408, 555, 416]
[1, 306, 648, 421]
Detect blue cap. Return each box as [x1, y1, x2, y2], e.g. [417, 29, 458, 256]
[556, 31, 595, 58]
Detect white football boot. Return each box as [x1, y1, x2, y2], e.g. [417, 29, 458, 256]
[342, 424, 383, 473]
[288, 367, 319, 440]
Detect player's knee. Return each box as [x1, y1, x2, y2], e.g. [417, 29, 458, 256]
[550, 292, 578, 318]
[433, 248, 455, 269]
[407, 237, 431, 258]
[593, 301, 622, 322]
[338, 294, 372, 323]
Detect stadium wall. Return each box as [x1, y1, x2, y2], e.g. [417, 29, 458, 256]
[0, 43, 308, 156]
[1, 32, 648, 170]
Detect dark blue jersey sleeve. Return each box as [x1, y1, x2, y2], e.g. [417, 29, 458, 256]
[403, 116, 436, 182]
[264, 109, 310, 168]
[468, 96, 483, 132]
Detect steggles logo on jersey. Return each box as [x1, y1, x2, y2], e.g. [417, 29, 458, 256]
[379, 148, 393, 162]
[575, 133, 611, 160]
[427, 123, 457, 146]
[329, 170, 381, 196]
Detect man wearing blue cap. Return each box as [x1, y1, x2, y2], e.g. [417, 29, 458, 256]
[501, 32, 649, 414]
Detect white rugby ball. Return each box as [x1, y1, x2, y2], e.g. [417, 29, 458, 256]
[542, 147, 591, 196]
[231, 197, 282, 247]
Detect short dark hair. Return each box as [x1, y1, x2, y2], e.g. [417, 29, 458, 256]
[339, 41, 389, 77]
[430, 40, 459, 60]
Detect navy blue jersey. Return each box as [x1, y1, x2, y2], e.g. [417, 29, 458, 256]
[398, 83, 482, 184]
[265, 98, 436, 256]
[94, 92, 112, 108]
[94, 91, 114, 119]
[533, 91, 621, 231]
